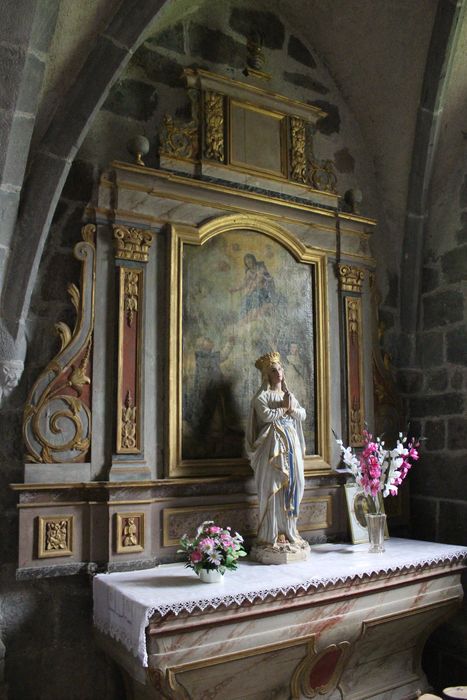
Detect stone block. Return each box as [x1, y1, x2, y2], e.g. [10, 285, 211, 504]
[333, 147, 355, 173]
[309, 100, 340, 135]
[409, 393, 463, 418]
[447, 417, 467, 449]
[0, 44, 26, 112]
[0, 189, 20, 245]
[284, 71, 329, 95]
[378, 307, 395, 330]
[423, 290, 464, 330]
[391, 332, 414, 367]
[441, 245, 467, 284]
[410, 452, 467, 500]
[447, 326, 467, 365]
[16, 51, 45, 114]
[424, 420, 445, 451]
[29, 0, 60, 53]
[460, 173, 467, 208]
[426, 368, 448, 392]
[37, 250, 81, 303]
[409, 496, 437, 542]
[416, 331, 444, 368]
[438, 500, 467, 545]
[2, 112, 35, 188]
[450, 369, 464, 390]
[397, 369, 423, 394]
[42, 36, 129, 159]
[103, 77, 158, 122]
[189, 23, 244, 68]
[287, 35, 316, 68]
[135, 45, 185, 86]
[105, 0, 166, 51]
[408, 419, 422, 442]
[456, 211, 467, 244]
[61, 159, 95, 203]
[384, 271, 399, 308]
[147, 23, 185, 54]
[421, 266, 439, 293]
[58, 205, 86, 248]
[229, 7, 285, 49]
[0, 0, 37, 46]
[0, 410, 22, 461]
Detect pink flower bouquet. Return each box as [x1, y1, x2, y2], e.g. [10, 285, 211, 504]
[336, 430, 420, 511]
[178, 520, 247, 575]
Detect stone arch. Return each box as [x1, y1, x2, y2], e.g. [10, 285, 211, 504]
[1, 0, 170, 348]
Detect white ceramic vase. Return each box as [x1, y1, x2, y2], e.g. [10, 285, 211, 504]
[198, 568, 224, 584]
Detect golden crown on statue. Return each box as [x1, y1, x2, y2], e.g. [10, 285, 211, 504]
[255, 351, 281, 372]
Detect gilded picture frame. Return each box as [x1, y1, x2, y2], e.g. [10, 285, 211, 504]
[167, 213, 331, 477]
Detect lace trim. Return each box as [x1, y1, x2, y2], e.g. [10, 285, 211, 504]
[94, 548, 467, 667]
[148, 550, 467, 618]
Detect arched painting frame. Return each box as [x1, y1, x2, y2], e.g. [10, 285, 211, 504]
[167, 213, 331, 477]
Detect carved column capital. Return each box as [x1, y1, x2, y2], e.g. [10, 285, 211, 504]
[337, 264, 365, 293]
[113, 225, 154, 263]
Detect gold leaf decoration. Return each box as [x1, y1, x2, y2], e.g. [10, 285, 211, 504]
[55, 322, 72, 352]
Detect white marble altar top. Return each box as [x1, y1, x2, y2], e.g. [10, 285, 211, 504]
[93, 538, 467, 666]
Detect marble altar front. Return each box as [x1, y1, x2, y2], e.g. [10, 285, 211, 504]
[93, 539, 467, 700]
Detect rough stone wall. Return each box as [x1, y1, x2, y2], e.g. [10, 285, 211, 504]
[392, 18, 467, 691]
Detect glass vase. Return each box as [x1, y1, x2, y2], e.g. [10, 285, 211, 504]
[365, 513, 386, 553]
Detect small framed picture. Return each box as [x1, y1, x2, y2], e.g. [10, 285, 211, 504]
[344, 483, 389, 544]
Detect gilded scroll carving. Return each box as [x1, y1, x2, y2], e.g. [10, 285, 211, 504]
[338, 264, 364, 293]
[290, 116, 308, 183]
[123, 270, 139, 327]
[113, 225, 153, 263]
[204, 91, 225, 162]
[345, 297, 365, 447]
[290, 116, 337, 193]
[308, 158, 337, 193]
[121, 390, 137, 450]
[23, 225, 95, 464]
[160, 89, 200, 161]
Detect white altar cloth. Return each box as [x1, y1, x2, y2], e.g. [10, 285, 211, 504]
[93, 538, 467, 666]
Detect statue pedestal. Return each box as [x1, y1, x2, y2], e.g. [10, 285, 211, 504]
[250, 541, 310, 564]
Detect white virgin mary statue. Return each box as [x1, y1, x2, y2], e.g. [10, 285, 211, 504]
[246, 351, 310, 564]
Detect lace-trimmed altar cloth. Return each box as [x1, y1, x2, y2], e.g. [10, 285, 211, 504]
[93, 538, 467, 667]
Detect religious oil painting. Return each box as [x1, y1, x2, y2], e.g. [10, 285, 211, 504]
[180, 229, 316, 464]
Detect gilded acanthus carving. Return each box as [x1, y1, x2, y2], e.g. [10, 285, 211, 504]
[290, 116, 308, 183]
[308, 157, 337, 193]
[204, 91, 225, 162]
[23, 225, 95, 464]
[121, 390, 137, 450]
[338, 264, 365, 293]
[113, 225, 154, 263]
[123, 270, 139, 327]
[160, 89, 200, 161]
[290, 116, 337, 193]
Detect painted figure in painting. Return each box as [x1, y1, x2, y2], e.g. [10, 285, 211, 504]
[246, 351, 310, 563]
[230, 254, 276, 322]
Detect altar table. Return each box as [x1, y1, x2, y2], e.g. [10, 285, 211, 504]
[93, 539, 467, 700]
